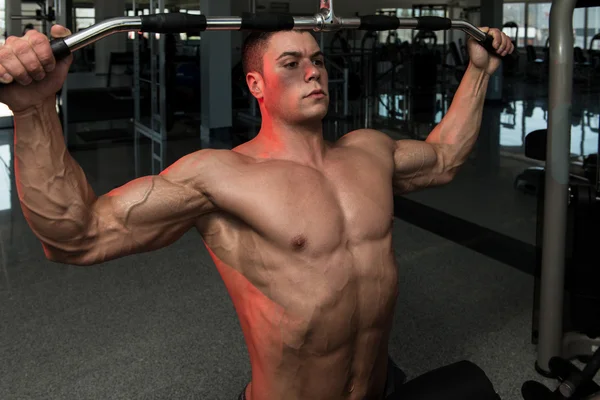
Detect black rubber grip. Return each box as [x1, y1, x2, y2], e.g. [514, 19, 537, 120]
[140, 13, 207, 33]
[358, 15, 400, 31]
[240, 13, 294, 31]
[50, 38, 71, 60]
[416, 16, 452, 31]
[477, 34, 519, 62]
[480, 34, 498, 55]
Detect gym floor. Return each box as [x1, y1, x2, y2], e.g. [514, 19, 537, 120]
[0, 77, 597, 399]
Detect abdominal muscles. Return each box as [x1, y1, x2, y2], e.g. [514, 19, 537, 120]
[207, 234, 399, 400]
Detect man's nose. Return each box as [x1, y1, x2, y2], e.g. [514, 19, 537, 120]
[305, 63, 321, 82]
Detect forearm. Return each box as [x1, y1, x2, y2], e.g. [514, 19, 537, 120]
[14, 97, 97, 248]
[425, 63, 490, 172]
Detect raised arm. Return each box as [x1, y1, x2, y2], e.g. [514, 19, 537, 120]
[393, 28, 514, 194]
[392, 62, 489, 193]
[14, 99, 217, 266]
[49, 154, 216, 266]
[1, 26, 219, 265]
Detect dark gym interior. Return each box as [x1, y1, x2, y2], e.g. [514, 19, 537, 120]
[0, 0, 599, 399]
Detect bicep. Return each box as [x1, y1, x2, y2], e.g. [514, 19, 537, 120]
[46, 154, 216, 265]
[393, 140, 449, 194]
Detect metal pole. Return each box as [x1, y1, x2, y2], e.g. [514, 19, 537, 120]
[65, 0, 74, 34]
[133, 0, 141, 178]
[596, 114, 600, 193]
[56, 0, 69, 146]
[42, 2, 48, 37]
[55, 0, 61, 25]
[363, 57, 370, 128]
[343, 67, 348, 117]
[391, 59, 396, 123]
[581, 119, 585, 158]
[150, 0, 157, 160]
[584, 8, 589, 51]
[524, 1, 528, 48]
[54, 16, 488, 51]
[158, 0, 167, 173]
[249, 0, 257, 117]
[536, 0, 577, 374]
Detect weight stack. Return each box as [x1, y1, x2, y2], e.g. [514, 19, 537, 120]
[532, 180, 600, 344]
[568, 184, 600, 337]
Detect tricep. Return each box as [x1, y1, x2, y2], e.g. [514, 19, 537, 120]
[45, 150, 222, 265]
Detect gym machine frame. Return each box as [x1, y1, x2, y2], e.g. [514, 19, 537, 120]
[535, 0, 600, 376]
[520, 2, 600, 395]
[131, 0, 169, 176]
[11, 0, 56, 38]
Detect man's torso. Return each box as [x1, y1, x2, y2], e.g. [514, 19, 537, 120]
[195, 131, 399, 400]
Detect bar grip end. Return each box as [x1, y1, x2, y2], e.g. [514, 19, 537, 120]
[50, 38, 71, 60]
[480, 34, 498, 55]
[358, 15, 400, 31]
[240, 12, 294, 31]
[479, 34, 519, 63]
[416, 16, 452, 31]
[141, 13, 207, 33]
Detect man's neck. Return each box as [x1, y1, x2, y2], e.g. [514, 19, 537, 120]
[256, 118, 327, 167]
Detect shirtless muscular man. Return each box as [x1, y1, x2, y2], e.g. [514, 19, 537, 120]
[0, 23, 514, 400]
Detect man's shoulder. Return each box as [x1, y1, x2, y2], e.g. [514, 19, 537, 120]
[339, 129, 395, 146]
[333, 129, 396, 172]
[337, 129, 396, 156]
[185, 148, 255, 168]
[169, 149, 256, 188]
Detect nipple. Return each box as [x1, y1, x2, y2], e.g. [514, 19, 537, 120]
[291, 234, 307, 250]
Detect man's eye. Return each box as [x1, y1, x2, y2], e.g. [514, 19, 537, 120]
[313, 59, 324, 66]
[285, 62, 298, 68]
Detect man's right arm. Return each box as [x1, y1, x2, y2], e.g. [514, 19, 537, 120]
[14, 99, 217, 266]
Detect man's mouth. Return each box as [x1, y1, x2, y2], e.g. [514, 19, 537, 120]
[306, 89, 326, 98]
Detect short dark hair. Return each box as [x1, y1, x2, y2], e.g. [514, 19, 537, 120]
[241, 30, 309, 76]
[241, 31, 279, 76]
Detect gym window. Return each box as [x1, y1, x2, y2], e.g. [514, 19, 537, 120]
[503, 1, 600, 50]
[0, 0, 4, 46]
[74, 7, 95, 32]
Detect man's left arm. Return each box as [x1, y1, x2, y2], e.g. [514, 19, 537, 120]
[393, 28, 514, 195]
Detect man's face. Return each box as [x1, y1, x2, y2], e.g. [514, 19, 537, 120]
[248, 31, 329, 124]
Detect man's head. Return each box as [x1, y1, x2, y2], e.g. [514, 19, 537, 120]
[242, 30, 329, 125]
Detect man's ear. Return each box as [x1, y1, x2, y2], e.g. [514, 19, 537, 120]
[246, 72, 264, 100]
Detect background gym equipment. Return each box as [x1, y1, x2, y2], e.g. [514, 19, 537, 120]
[0, 0, 511, 79]
[522, 0, 600, 386]
[501, 21, 520, 76]
[0, 0, 513, 175]
[11, 0, 56, 37]
[522, 346, 600, 399]
[518, 121, 600, 398]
